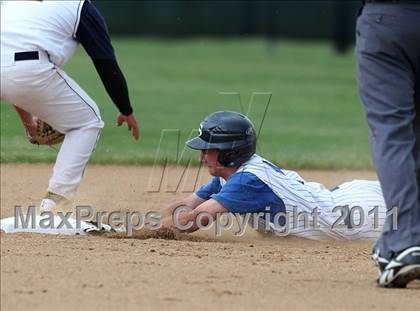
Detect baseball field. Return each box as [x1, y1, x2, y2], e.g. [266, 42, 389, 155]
[1, 39, 419, 310]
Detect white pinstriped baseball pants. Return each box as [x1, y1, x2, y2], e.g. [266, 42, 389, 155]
[1, 55, 104, 200]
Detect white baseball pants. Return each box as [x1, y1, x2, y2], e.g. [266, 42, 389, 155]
[1, 54, 104, 200]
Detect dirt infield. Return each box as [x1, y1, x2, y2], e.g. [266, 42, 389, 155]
[1, 164, 419, 311]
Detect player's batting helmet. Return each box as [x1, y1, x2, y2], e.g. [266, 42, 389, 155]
[186, 111, 256, 167]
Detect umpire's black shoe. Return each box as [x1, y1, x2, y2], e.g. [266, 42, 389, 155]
[377, 246, 420, 288]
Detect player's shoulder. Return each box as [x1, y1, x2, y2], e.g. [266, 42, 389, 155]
[221, 171, 278, 199]
[227, 171, 264, 187]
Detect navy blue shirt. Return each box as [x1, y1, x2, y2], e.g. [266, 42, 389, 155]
[76, 1, 115, 60]
[75, 1, 133, 115]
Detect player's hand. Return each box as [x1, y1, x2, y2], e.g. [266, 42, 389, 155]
[24, 116, 39, 138]
[117, 113, 140, 140]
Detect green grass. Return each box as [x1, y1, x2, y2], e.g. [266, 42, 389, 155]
[0, 38, 373, 169]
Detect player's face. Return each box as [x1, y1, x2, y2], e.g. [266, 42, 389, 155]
[200, 149, 223, 176]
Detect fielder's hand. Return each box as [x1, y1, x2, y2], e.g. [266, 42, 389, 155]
[117, 113, 140, 140]
[27, 118, 65, 145]
[24, 116, 39, 138]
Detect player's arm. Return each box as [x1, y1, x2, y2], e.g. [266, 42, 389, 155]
[160, 176, 223, 230]
[75, 1, 139, 140]
[160, 193, 206, 219]
[161, 199, 228, 233]
[161, 172, 284, 233]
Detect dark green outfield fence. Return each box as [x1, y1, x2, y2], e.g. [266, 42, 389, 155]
[95, 1, 361, 51]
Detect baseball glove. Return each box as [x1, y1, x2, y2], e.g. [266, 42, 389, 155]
[27, 119, 65, 145]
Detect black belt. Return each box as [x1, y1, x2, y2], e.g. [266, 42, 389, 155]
[14, 51, 39, 62]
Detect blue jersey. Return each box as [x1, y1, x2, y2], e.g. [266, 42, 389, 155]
[196, 172, 286, 223]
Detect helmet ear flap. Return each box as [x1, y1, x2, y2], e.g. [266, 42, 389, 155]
[217, 150, 237, 167]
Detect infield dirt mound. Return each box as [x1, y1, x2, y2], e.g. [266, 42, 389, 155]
[1, 164, 419, 311]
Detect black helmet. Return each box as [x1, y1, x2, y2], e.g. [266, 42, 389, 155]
[186, 111, 256, 167]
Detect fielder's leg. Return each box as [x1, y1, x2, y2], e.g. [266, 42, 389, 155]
[43, 68, 104, 202]
[1, 60, 104, 206]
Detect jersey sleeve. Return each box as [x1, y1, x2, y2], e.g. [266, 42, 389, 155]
[75, 1, 133, 115]
[75, 1, 115, 60]
[211, 172, 285, 215]
[195, 177, 222, 200]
